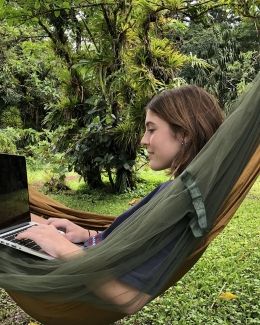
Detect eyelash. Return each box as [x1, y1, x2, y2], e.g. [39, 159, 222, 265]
[147, 129, 155, 133]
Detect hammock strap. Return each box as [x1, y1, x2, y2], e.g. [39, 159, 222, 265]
[181, 170, 207, 237]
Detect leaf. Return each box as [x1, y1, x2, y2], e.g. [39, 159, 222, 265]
[63, 1, 71, 9]
[34, 1, 41, 10]
[219, 292, 238, 300]
[54, 10, 60, 18]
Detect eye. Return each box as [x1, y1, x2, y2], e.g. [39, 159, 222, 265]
[147, 128, 155, 133]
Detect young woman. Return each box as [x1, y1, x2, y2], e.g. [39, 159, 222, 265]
[16, 85, 224, 313]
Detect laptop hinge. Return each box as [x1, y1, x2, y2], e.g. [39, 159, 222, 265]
[0, 222, 30, 235]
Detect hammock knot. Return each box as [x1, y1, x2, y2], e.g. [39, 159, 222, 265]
[181, 170, 207, 238]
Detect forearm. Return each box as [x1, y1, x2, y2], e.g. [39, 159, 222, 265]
[94, 280, 151, 314]
[55, 243, 150, 312]
[30, 214, 148, 312]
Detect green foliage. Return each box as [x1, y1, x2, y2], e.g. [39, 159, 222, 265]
[0, 128, 17, 154]
[25, 126, 75, 192]
[69, 117, 136, 191]
[0, 127, 43, 155]
[227, 50, 259, 96]
[0, 106, 23, 128]
[180, 18, 259, 111]
[15, 128, 42, 151]
[1, 0, 258, 191]
[0, 125, 72, 191]
[0, 23, 66, 130]
[2, 0, 195, 192]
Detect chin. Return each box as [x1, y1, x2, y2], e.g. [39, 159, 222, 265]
[150, 164, 164, 171]
[150, 161, 171, 171]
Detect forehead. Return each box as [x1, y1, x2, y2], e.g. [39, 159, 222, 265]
[145, 109, 165, 125]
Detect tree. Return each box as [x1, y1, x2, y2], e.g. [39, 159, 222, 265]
[1, 0, 195, 191]
[0, 23, 65, 129]
[178, 4, 259, 111]
[2, 0, 257, 191]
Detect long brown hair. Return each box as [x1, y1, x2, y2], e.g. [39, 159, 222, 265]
[145, 85, 224, 177]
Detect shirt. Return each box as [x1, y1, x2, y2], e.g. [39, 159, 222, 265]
[84, 181, 176, 293]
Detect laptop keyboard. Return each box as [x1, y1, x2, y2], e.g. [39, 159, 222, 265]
[2, 225, 42, 251]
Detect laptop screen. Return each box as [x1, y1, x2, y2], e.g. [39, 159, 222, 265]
[0, 154, 30, 232]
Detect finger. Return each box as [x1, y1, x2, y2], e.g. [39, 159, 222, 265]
[16, 230, 32, 240]
[16, 224, 48, 238]
[65, 232, 74, 242]
[47, 221, 67, 230]
[16, 233, 24, 240]
[16, 225, 40, 239]
[38, 224, 61, 233]
[47, 218, 68, 226]
[46, 218, 61, 224]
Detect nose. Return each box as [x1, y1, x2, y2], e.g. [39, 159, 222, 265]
[140, 131, 148, 146]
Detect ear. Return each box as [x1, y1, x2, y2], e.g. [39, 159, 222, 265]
[183, 135, 189, 145]
[176, 132, 189, 145]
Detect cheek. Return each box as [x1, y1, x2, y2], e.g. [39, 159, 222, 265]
[174, 140, 182, 153]
[167, 140, 182, 159]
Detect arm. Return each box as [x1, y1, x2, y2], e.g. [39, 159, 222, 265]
[16, 224, 83, 258]
[31, 215, 97, 243]
[95, 280, 151, 314]
[16, 224, 151, 314]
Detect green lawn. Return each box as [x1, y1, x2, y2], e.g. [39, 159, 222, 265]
[0, 169, 259, 325]
[118, 181, 260, 324]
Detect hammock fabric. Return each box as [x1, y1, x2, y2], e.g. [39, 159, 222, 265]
[29, 185, 114, 230]
[0, 74, 259, 325]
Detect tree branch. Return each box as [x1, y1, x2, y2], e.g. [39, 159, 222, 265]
[3, 3, 113, 24]
[37, 19, 56, 44]
[101, 4, 116, 39]
[81, 18, 100, 53]
[70, 8, 82, 52]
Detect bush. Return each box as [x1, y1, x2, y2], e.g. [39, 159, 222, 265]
[0, 106, 23, 128]
[0, 128, 18, 153]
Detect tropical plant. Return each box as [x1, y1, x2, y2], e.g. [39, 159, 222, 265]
[0, 106, 23, 128]
[0, 23, 65, 130]
[179, 8, 259, 112]
[0, 128, 18, 154]
[1, 0, 258, 191]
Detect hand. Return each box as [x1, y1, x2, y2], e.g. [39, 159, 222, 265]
[16, 224, 83, 258]
[31, 213, 48, 224]
[46, 218, 90, 243]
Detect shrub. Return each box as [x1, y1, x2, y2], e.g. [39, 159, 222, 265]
[0, 106, 23, 128]
[0, 128, 18, 154]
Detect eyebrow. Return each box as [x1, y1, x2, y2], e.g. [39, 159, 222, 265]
[145, 121, 156, 127]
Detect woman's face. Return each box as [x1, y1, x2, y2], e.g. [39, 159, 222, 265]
[141, 109, 183, 171]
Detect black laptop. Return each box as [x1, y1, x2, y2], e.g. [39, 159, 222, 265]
[0, 153, 53, 259]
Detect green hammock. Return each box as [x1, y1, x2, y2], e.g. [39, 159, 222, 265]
[0, 74, 259, 325]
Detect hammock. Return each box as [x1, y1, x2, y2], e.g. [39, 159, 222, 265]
[0, 74, 259, 325]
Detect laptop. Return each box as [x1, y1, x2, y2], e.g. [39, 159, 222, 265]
[0, 153, 53, 260]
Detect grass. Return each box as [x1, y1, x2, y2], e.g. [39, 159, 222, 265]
[0, 168, 259, 325]
[31, 167, 168, 216]
[118, 186, 260, 324]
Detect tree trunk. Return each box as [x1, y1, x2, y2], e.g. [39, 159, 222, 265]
[115, 168, 135, 193]
[85, 168, 104, 189]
